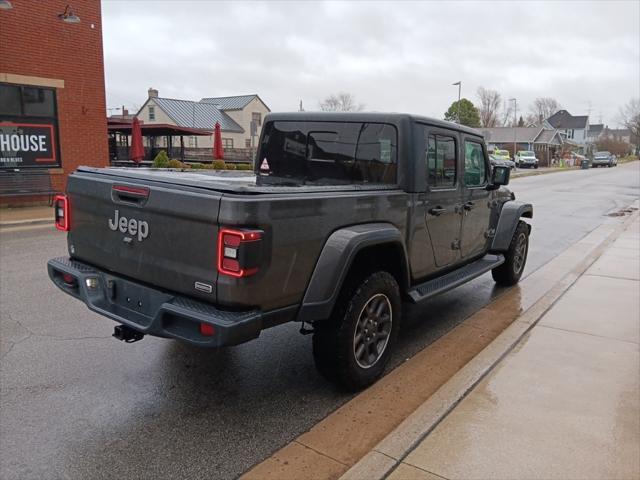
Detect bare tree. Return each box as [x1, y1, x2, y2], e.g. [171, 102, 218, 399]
[319, 92, 364, 112]
[617, 98, 640, 150]
[476, 87, 501, 127]
[524, 113, 540, 126]
[528, 97, 562, 123]
[500, 100, 515, 127]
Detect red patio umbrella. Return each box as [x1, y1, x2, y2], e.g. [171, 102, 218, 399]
[130, 117, 145, 164]
[213, 121, 224, 160]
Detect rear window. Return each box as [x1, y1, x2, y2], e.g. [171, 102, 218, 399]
[258, 121, 398, 185]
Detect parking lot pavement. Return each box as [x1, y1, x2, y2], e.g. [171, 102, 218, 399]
[1, 163, 639, 479]
[385, 215, 639, 480]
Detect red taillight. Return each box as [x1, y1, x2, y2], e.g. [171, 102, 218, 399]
[200, 323, 216, 337]
[54, 194, 70, 231]
[217, 228, 263, 278]
[62, 273, 76, 284]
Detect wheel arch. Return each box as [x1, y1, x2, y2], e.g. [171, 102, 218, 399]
[490, 201, 533, 252]
[297, 223, 409, 324]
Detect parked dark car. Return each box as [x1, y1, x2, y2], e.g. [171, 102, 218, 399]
[490, 154, 516, 170]
[48, 112, 532, 390]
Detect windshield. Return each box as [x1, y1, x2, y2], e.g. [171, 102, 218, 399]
[258, 121, 398, 185]
[594, 151, 610, 157]
[519, 151, 534, 156]
[495, 150, 509, 156]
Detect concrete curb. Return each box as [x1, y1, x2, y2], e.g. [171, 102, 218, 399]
[340, 206, 639, 480]
[0, 218, 51, 228]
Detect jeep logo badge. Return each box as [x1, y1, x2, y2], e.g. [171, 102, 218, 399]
[108, 209, 149, 242]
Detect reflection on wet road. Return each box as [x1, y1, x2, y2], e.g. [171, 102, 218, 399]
[1, 163, 638, 479]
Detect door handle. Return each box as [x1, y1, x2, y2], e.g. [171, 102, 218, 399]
[429, 206, 446, 216]
[463, 201, 475, 211]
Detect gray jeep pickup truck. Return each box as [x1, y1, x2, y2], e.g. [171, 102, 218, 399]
[48, 112, 532, 390]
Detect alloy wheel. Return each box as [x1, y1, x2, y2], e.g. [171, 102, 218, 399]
[353, 294, 392, 369]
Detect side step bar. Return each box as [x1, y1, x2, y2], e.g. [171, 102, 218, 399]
[408, 254, 505, 303]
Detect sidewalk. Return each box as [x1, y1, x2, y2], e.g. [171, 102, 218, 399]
[0, 205, 53, 227]
[384, 217, 639, 479]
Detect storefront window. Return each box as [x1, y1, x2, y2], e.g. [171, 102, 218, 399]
[0, 83, 61, 169]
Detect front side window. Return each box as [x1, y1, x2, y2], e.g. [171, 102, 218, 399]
[258, 121, 398, 185]
[426, 133, 457, 188]
[464, 141, 487, 187]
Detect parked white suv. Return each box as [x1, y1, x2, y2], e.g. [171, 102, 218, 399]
[515, 151, 539, 169]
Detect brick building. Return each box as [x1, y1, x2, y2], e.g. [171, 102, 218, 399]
[0, 0, 108, 204]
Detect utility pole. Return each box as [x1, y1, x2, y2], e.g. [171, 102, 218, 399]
[299, 100, 304, 112]
[510, 98, 517, 160]
[452, 81, 461, 123]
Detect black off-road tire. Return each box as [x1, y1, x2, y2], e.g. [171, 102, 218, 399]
[312, 271, 401, 391]
[492, 221, 529, 286]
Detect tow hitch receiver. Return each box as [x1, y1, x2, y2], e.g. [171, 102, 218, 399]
[113, 325, 144, 343]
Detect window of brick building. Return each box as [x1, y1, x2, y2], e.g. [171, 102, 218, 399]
[148, 105, 156, 121]
[252, 112, 261, 126]
[0, 83, 61, 169]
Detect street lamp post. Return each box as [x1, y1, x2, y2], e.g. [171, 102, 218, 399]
[453, 81, 461, 123]
[509, 98, 517, 161]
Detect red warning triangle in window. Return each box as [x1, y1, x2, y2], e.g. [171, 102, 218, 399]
[260, 158, 270, 171]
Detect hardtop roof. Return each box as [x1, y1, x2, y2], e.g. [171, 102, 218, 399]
[265, 112, 483, 138]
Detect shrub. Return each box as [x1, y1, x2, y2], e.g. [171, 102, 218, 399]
[190, 163, 205, 169]
[152, 150, 170, 168]
[225, 163, 237, 170]
[236, 163, 253, 170]
[167, 159, 185, 169]
[212, 160, 226, 170]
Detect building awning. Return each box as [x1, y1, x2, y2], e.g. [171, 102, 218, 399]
[107, 123, 212, 136]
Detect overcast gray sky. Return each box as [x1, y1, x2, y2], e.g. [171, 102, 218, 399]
[102, 0, 639, 126]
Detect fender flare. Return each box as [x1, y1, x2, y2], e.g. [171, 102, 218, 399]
[297, 223, 409, 323]
[490, 201, 533, 252]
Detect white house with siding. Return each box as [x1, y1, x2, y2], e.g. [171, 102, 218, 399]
[544, 110, 589, 146]
[136, 88, 270, 149]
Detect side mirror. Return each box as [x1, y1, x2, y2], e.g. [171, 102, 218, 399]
[488, 165, 510, 190]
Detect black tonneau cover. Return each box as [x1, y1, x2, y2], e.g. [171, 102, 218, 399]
[76, 167, 399, 195]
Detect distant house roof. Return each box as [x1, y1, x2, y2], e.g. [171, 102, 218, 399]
[481, 127, 540, 143]
[589, 124, 604, 136]
[604, 127, 632, 138]
[152, 97, 244, 132]
[481, 127, 562, 145]
[547, 110, 589, 130]
[200, 94, 262, 110]
[536, 129, 563, 145]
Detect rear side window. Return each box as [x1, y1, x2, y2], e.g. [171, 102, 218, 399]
[464, 140, 487, 186]
[259, 121, 397, 185]
[426, 134, 457, 188]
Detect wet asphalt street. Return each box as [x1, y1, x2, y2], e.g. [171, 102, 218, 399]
[1, 162, 639, 479]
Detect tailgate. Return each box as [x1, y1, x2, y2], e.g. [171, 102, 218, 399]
[66, 171, 221, 301]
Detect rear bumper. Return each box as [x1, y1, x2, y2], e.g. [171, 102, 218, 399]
[517, 160, 537, 167]
[47, 257, 262, 347]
